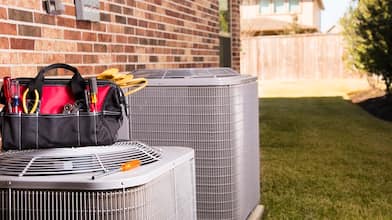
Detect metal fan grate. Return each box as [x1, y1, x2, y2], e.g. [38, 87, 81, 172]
[0, 141, 161, 177]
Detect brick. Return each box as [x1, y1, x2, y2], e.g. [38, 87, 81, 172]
[124, 27, 134, 35]
[34, 13, 56, 25]
[76, 66, 94, 74]
[65, 54, 82, 64]
[100, 13, 111, 22]
[125, 46, 135, 53]
[18, 52, 42, 64]
[0, 67, 11, 78]
[0, 52, 10, 64]
[64, 5, 76, 16]
[94, 44, 107, 53]
[94, 65, 108, 74]
[98, 34, 112, 42]
[82, 32, 97, 41]
[116, 55, 127, 63]
[10, 1, 41, 10]
[0, 37, 8, 49]
[98, 54, 112, 63]
[92, 23, 106, 32]
[115, 15, 126, 24]
[125, 64, 135, 71]
[77, 43, 92, 52]
[57, 17, 75, 28]
[11, 66, 37, 78]
[0, 7, 6, 19]
[10, 38, 34, 50]
[149, 56, 159, 62]
[43, 53, 65, 64]
[110, 45, 123, 53]
[0, 22, 16, 35]
[126, 0, 136, 7]
[109, 4, 122, 13]
[108, 24, 123, 34]
[76, 21, 91, 30]
[83, 55, 98, 64]
[8, 8, 33, 22]
[123, 7, 133, 15]
[18, 25, 41, 37]
[64, 30, 81, 40]
[127, 18, 137, 26]
[116, 35, 127, 43]
[128, 55, 138, 62]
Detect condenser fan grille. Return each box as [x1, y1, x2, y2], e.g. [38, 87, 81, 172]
[0, 142, 161, 177]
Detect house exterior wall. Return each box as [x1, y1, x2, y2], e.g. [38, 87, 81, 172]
[241, 0, 322, 30]
[0, 0, 240, 78]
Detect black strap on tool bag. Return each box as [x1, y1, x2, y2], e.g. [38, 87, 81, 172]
[0, 63, 127, 150]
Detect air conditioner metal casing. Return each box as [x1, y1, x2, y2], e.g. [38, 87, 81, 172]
[0, 143, 196, 220]
[124, 68, 260, 220]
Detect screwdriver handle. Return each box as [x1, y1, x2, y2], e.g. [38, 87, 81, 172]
[120, 160, 141, 172]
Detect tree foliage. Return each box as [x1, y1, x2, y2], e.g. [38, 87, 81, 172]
[341, 0, 392, 94]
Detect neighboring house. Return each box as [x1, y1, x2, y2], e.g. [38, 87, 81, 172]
[241, 0, 324, 36]
[0, 0, 241, 78]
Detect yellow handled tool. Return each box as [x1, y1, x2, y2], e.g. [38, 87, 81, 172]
[22, 88, 40, 114]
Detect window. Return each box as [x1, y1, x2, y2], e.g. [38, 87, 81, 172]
[260, 0, 270, 14]
[289, 0, 300, 12]
[274, 0, 285, 13]
[219, 0, 231, 67]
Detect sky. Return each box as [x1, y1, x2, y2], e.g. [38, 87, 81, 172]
[321, 0, 352, 32]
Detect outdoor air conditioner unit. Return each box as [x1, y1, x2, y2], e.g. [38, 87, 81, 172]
[122, 68, 260, 220]
[0, 141, 196, 220]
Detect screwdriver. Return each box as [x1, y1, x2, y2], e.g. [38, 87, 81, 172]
[11, 80, 20, 113]
[88, 77, 98, 112]
[3, 77, 12, 113]
[91, 160, 141, 180]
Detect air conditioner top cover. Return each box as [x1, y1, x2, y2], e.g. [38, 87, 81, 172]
[132, 68, 256, 86]
[0, 142, 194, 191]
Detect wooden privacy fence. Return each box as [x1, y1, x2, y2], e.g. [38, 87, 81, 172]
[241, 33, 359, 80]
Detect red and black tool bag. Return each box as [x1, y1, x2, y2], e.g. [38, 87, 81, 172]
[0, 63, 127, 150]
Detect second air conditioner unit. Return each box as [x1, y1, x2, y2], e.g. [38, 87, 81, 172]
[122, 68, 260, 220]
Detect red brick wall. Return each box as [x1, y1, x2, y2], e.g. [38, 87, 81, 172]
[0, 0, 240, 77]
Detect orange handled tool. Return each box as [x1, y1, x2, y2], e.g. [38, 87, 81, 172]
[91, 160, 141, 180]
[120, 160, 141, 172]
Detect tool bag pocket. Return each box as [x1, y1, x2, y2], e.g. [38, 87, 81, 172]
[0, 63, 126, 150]
[1, 112, 121, 150]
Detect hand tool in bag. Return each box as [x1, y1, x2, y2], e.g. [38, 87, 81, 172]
[3, 77, 12, 113]
[11, 80, 20, 113]
[22, 88, 40, 114]
[91, 159, 141, 180]
[88, 77, 98, 112]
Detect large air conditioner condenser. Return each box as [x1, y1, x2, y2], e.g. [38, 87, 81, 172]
[0, 141, 196, 220]
[122, 68, 260, 220]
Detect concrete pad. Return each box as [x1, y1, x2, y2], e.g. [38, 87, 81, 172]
[247, 205, 265, 220]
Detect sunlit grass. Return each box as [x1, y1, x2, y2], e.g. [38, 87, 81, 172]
[260, 97, 392, 219]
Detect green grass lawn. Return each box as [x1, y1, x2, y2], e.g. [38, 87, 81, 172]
[260, 97, 392, 219]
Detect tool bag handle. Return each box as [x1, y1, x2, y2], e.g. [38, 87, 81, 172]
[26, 63, 86, 101]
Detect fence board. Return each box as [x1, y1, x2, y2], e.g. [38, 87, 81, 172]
[241, 33, 358, 80]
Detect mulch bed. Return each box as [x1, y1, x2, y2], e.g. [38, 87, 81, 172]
[358, 95, 392, 122]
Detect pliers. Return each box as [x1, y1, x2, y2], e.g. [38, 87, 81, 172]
[22, 88, 39, 114]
